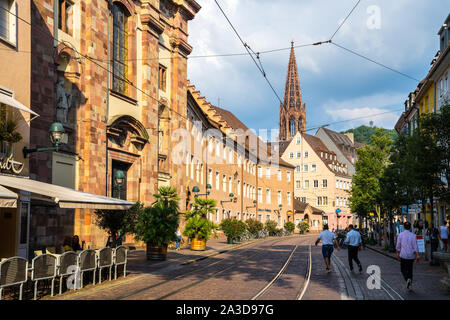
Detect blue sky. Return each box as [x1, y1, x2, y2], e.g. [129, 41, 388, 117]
[187, 0, 449, 139]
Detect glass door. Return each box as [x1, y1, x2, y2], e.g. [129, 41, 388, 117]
[17, 201, 30, 259]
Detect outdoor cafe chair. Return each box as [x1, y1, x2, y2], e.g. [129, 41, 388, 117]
[57, 251, 78, 294]
[78, 249, 97, 288]
[0, 257, 28, 300]
[113, 246, 127, 280]
[97, 248, 113, 284]
[30, 254, 58, 300]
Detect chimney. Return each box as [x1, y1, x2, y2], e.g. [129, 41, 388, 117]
[345, 132, 354, 144]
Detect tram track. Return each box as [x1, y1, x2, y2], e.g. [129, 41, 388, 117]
[117, 237, 290, 300]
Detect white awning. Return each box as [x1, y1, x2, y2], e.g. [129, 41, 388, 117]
[0, 88, 39, 118]
[0, 184, 18, 208]
[0, 175, 134, 210]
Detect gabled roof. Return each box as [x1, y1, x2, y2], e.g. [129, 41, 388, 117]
[320, 127, 360, 166]
[303, 133, 351, 177]
[294, 199, 323, 215]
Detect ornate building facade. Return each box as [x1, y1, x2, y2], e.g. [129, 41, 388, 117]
[28, 0, 200, 251]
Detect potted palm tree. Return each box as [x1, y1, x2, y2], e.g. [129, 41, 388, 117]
[135, 186, 180, 260]
[183, 198, 218, 251]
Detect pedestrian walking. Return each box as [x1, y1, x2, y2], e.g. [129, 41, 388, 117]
[396, 221, 419, 292]
[439, 221, 449, 252]
[344, 225, 363, 273]
[175, 226, 182, 251]
[315, 224, 340, 273]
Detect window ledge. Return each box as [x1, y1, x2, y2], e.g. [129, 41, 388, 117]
[110, 90, 138, 105]
[0, 37, 17, 49]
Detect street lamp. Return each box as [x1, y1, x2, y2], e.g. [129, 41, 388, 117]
[114, 170, 125, 199]
[246, 200, 257, 211]
[23, 122, 66, 158]
[220, 193, 234, 206]
[193, 184, 212, 198]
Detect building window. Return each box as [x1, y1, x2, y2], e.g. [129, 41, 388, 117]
[223, 175, 227, 192]
[296, 165, 300, 173]
[287, 171, 291, 182]
[258, 166, 262, 177]
[296, 180, 301, 189]
[112, 161, 129, 200]
[277, 191, 282, 205]
[287, 192, 291, 206]
[58, 0, 73, 35]
[266, 168, 270, 179]
[258, 188, 262, 203]
[258, 214, 262, 222]
[0, 0, 16, 45]
[313, 180, 318, 188]
[112, 2, 129, 95]
[311, 164, 316, 172]
[289, 152, 294, 159]
[303, 164, 308, 172]
[237, 180, 241, 195]
[229, 176, 232, 193]
[159, 64, 167, 91]
[216, 172, 220, 190]
[289, 118, 295, 137]
[208, 169, 212, 185]
[277, 170, 282, 181]
[296, 136, 301, 145]
[266, 189, 271, 204]
[322, 179, 327, 188]
[304, 180, 309, 189]
[304, 151, 308, 158]
[297, 152, 301, 159]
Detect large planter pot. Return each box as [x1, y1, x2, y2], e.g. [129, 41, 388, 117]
[146, 243, 168, 261]
[190, 238, 206, 251]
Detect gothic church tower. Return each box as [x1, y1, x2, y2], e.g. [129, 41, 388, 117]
[279, 42, 306, 141]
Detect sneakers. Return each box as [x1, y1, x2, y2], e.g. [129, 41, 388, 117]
[326, 268, 332, 273]
[406, 279, 412, 291]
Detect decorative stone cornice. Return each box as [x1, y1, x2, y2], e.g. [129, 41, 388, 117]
[170, 37, 193, 57]
[140, 13, 165, 35]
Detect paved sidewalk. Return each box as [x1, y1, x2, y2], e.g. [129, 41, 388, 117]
[44, 236, 278, 300]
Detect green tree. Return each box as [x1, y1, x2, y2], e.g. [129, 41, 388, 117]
[284, 221, 295, 234]
[183, 198, 219, 240]
[94, 202, 142, 247]
[245, 218, 263, 236]
[265, 220, 278, 236]
[134, 186, 180, 247]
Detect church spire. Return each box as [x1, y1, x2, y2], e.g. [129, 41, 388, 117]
[279, 42, 306, 141]
[283, 42, 303, 110]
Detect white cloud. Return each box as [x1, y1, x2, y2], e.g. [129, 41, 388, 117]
[322, 92, 405, 129]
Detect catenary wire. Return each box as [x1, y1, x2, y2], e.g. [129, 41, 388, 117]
[0, 7, 406, 134]
[330, 0, 362, 41]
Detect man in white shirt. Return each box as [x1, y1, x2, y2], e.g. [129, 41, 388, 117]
[344, 225, 362, 273]
[315, 224, 340, 273]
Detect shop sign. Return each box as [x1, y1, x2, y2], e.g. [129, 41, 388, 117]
[0, 154, 24, 174]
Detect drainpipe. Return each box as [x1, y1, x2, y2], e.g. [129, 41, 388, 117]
[105, 0, 111, 196]
[53, 0, 58, 47]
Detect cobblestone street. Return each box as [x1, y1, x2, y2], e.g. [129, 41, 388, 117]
[41, 235, 449, 301]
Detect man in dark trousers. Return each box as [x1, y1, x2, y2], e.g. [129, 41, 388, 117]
[396, 221, 419, 291]
[344, 225, 363, 273]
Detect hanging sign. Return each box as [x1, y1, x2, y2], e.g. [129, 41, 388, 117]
[0, 155, 24, 174]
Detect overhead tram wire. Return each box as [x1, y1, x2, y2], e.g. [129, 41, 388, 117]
[1, 7, 408, 134]
[330, 0, 362, 41]
[330, 42, 421, 82]
[214, 0, 284, 104]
